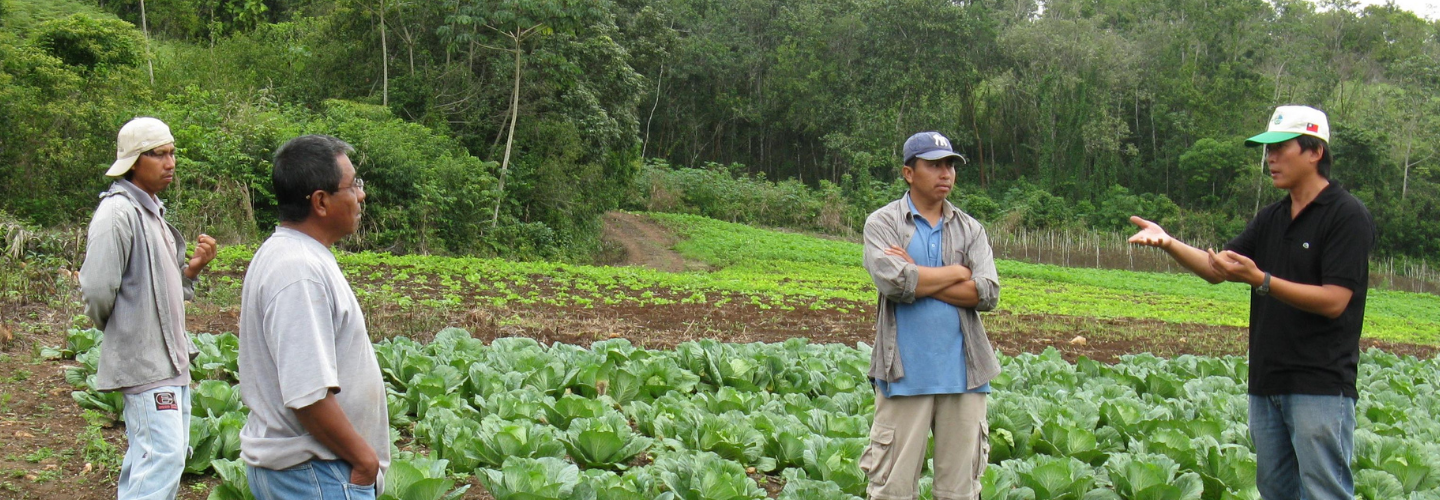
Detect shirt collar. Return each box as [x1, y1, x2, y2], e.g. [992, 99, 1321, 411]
[902, 191, 953, 224]
[114, 179, 165, 218]
[1279, 181, 1342, 209]
[1310, 182, 1342, 206]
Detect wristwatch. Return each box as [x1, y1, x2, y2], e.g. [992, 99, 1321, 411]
[1254, 272, 1271, 296]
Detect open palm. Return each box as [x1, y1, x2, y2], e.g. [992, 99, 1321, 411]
[1127, 216, 1173, 249]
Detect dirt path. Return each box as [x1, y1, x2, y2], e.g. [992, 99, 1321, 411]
[601, 211, 689, 272]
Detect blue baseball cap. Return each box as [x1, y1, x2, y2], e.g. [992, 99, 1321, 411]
[902, 131, 967, 165]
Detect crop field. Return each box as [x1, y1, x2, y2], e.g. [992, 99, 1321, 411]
[54, 326, 1440, 500]
[195, 212, 1440, 347]
[13, 212, 1440, 499]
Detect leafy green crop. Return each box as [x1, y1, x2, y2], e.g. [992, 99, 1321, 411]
[206, 458, 256, 500]
[378, 454, 470, 500]
[53, 322, 1440, 499]
[479, 457, 583, 500]
[562, 414, 654, 470]
[652, 451, 768, 500]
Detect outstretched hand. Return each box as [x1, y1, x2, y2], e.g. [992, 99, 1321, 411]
[1127, 216, 1174, 249]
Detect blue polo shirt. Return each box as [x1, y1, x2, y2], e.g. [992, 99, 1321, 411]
[876, 199, 991, 397]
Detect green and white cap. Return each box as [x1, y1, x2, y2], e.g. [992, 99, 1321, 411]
[1245, 105, 1328, 147]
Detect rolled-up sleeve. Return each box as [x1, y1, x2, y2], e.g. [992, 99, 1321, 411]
[863, 212, 918, 303]
[966, 223, 1001, 312]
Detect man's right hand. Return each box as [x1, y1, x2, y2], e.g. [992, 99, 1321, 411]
[350, 455, 379, 486]
[1128, 216, 1174, 249]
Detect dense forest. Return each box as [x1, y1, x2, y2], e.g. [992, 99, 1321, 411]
[1, 0, 1437, 263]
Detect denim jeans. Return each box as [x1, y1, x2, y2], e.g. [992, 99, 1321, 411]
[1249, 394, 1356, 500]
[248, 459, 377, 500]
[117, 385, 191, 500]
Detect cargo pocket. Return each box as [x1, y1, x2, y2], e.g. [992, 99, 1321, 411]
[974, 419, 991, 480]
[859, 423, 897, 486]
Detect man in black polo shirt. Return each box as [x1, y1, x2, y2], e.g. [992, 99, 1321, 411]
[1128, 105, 1374, 500]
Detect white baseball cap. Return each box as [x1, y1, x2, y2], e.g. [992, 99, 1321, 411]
[1245, 105, 1329, 146]
[106, 117, 175, 177]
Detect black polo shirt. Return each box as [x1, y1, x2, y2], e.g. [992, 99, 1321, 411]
[1224, 182, 1375, 399]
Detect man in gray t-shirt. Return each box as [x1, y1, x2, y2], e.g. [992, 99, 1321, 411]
[239, 135, 389, 498]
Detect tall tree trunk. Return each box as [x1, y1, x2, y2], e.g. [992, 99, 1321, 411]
[491, 36, 523, 227]
[380, 0, 388, 106]
[642, 64, 664, 159]
[1401, 123, 1413, 201]
[140, 0, 154, 85]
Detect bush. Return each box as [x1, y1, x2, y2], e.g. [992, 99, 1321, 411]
[31, 14, 143, 72]
[632, 160, 860, 236]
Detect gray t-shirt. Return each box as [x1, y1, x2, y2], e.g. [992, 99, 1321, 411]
[238, 227, 390, 489]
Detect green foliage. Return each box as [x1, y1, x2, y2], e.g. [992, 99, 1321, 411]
[48, 319, 1440, 499]
[40, 327, 101, 359]
[478, 456, 583, 500]
[416, 409, 566, 470]
[1102, 453, 1204, 500]
[561, 414, 654, 470]
[651, 451, 767, 500]
[798, 436, 867, 497]
[207, 458, 256, 500]
[186, 411, 245, 474]
[31, 14, 143, 72]
[633, 160, 857, 235]
[193, 379, 244, 418]
[192, 332, 241, 381]
[378, 454, 470, 500]
[778, 468, 862, 500]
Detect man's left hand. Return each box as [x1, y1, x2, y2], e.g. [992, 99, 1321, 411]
[186, 234, 218, 280]
[1209, 249, 1263, 286]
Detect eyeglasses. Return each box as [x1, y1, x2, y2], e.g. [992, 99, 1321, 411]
[306, 177, 364, 200]
[141, 149, 176, 160]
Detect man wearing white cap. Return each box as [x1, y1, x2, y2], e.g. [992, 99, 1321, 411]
[860, 131, 1001, 500]
[79, 116, 218, 499]
[1129, 105, 1375, 499]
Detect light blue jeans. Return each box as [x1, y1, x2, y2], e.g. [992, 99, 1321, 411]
[117, 385, 191, 500]
[1249, 394, 1356, 500]
[248, 460, 377, 500]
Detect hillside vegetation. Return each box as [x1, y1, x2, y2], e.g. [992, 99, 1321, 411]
[1, 0, 1439, 269]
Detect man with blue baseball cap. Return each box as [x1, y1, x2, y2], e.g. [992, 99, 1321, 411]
[1130, 105, 1375, 500]
[860, 131, 1001, 500]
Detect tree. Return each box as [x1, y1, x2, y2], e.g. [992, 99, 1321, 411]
[440, 0, 607, 226]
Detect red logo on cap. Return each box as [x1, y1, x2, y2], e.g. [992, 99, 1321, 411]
[1306, 123, 1319, 133]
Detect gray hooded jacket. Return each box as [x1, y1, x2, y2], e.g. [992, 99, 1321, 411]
[79, 182, 197, 392]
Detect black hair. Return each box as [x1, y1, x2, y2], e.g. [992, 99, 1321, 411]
[1295, 135, 1332, 179]
[273, 135, 354, 223]
[123, 169, 136, 181]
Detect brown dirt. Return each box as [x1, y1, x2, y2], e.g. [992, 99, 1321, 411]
[600, 211, 691, 272]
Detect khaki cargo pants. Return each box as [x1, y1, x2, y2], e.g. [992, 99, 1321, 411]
[860, 389, 989, 500]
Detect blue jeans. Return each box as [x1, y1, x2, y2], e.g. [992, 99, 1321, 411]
[117, 385, 191, 500]
[1249, 394, 1356, 500]
[248, 460, 376, 500]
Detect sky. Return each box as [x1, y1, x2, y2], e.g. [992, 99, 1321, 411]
[1313, 0, 1440, 20]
